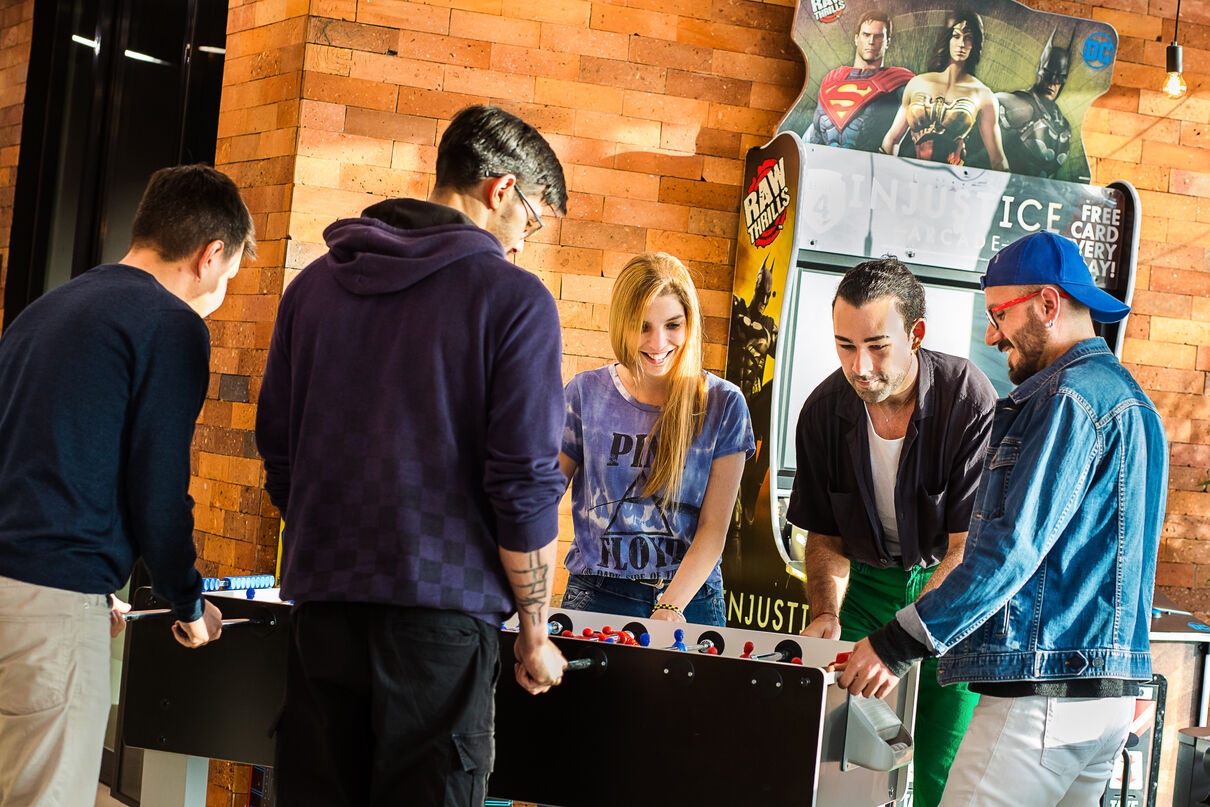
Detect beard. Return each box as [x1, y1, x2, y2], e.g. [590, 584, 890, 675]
[844, 362, 910, 403]
[998, 308, 1049, 384]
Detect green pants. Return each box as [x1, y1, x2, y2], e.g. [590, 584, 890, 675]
[840, 562, 978, 807]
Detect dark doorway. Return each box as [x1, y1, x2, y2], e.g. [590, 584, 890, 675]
[4, 0, 228, 327]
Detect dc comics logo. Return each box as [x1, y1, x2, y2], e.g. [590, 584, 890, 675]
[1082, 33, 1114, 70]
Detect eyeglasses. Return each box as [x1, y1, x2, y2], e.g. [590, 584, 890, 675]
[485, 172, 544, 239]
[985, 288, 1071, 330]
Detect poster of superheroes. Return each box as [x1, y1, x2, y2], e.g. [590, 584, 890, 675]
[779, 0, 1119, 183]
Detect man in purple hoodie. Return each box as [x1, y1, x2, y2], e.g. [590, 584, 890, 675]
[256, 105, 570, 806]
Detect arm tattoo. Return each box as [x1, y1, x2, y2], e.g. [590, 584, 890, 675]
[509, 551, 549, 626]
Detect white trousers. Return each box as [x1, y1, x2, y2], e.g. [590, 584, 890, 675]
[0, 576, 111, 807]
[938, 693, 1135, 807]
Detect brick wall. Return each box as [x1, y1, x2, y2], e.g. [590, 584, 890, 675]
[0, 0, 33, 329]
[0, 0, 1206, 800]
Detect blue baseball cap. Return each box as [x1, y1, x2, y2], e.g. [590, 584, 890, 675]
[982, 231, 1129, 323]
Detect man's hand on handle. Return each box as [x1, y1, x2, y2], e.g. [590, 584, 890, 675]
[172, 599, 223, 648]
[513, 630, 567, 695]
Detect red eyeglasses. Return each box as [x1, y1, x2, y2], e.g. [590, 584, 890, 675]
[985, 288, 1071, 329]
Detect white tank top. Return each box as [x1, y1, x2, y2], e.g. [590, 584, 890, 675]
[866, 408, 904, 559]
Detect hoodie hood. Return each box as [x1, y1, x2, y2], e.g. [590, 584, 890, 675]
[322, 199, 505, 296]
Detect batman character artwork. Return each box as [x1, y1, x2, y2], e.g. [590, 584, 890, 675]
[996, 29, 1074, 179]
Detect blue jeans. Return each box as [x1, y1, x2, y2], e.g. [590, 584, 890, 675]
[560, 573, 725, 626]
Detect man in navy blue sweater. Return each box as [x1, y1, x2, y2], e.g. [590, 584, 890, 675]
[256, 105, 570, 806]
[0, 164, 255, 805]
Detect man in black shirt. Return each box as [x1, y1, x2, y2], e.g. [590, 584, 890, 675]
[0, 165, 255, 805]
[788, 258, 995, 807]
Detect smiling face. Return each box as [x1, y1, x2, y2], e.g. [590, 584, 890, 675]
[636, 292, 687, 378]
[984, 287, 1051, 384]
[833, 295, 921, 403]
[949, 22, 974, 65]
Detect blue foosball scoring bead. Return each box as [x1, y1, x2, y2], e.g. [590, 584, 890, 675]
[246, 588, 256, 599]
[639, 633, 651, 647]
[672, 628, 686, 651]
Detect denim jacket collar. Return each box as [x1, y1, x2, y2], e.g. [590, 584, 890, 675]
[1008, 338, 1110, 406]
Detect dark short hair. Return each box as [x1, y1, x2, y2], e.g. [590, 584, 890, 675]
[130, 164, 256, 262]
[927, 9, 984, 74]
[833, 257, 925, 332]
[435, 105, 568, 215]
[857, 9, 892, 40]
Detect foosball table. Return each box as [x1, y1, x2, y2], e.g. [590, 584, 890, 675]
[118, 585, 918, 806]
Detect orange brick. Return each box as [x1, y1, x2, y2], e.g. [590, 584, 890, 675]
[347, 52, 443, 90]
[297, 128, 393, 166]
[1181, 120, 1210, 148]
[540, 22, 630, 58]
[1081, 131, 1143, 162]
[1112, 60, 1168, 91]
[712, 50, 803, 86]
[535, 77, 625, 114]
[578, 56, 667, 92]
[294, 155, 341, 187]
[560, 219, 645, 252]
[304, 71, 397, 110]
[544, 132, 619, 167]
[1172, 169, 1210, 197]
[1132, 290, 1193, 318]
[395, 86, 486, 119]
[357, 1, 451, 34]
[1093, 158, 1169, 192]
[568, 164, 660, 200]
[677, 18, 794, 59]
[622, 89, 710, 125]
[614, 150, 703, 180]
[389, 142, 438, 173]
[489, 100, 575, 136]
[522, 242, 605, 276]
[339, 162, 428, 200]
[490, 44, 579, 80]
[308, 18, 395, 52]
[1091, 85, 1141, 114]
[1137, 188, 1200, 219]
[1121, 337, 1197, 368]
[589, 4, 676, 39]
[299, 98, 345, 131]
[345, 107, 436, 143]
[702, 155, 744, 185]
[628, 35, 712, 72]
[565, 191, 604, 221]
[395, 30, 490, 68]
[689, 207, 739, 238]
[570, 111, 660, 148]
[645, 229, 731, 264]
[708, 0, 794, 31]
[561, 274, 614, 304]
[1138, 90, 1210, 124]
[303, 43, 352, 76]
[445, 65, 534, 101]
[449, 10, 540, 48]
[1091, 8, 1163, 40]
[602, 198, 690, 232]
[708, 102, 781, 136]
[659, 176, 740, 211]
[563, 327, 613, 357]
[750, 80, 799, 112]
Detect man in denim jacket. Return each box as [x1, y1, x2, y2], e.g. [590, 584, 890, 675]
[836, 231, 1168, 806]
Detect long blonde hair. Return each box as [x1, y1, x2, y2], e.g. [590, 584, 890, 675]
[608, 253, 708, 508]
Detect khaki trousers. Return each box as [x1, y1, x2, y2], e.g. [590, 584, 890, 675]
[0, 576, 111, 807]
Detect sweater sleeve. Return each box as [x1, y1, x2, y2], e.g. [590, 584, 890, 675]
[482, 278, 567, 552]
[256, 297, 292, 515]
[125, 310, 208, 621]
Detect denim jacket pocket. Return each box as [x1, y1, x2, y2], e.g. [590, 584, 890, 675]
[975, 439, 1020, 521]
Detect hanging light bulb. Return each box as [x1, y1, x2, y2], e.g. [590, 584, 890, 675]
[1164, 43, 1187, 99]
[1163, 0, 1188, 100]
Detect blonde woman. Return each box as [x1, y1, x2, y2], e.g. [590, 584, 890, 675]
[558, 253, 754, 626]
